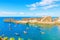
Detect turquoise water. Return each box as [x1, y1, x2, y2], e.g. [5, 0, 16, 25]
[0, 17, 60, 40]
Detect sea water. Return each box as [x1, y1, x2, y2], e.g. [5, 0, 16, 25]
[0, 17, 60, 40]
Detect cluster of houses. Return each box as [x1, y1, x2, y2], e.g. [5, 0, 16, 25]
[19, 16, 60, 24]
[4, 16, 60, 24]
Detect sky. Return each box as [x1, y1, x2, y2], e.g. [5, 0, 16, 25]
[0, 0, 60, 17]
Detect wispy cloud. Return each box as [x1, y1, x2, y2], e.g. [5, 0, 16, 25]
[0, 11, 25, 17]
[0, 11, 60, 17]
[26, 0, 59, 10]
[43, 4, 58, 9]
[0, 11, 36, 17]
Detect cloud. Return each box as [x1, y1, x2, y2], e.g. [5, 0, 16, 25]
[0, 12, 16, 16]
[0, 11, 42, 17]
[0, 11, 25, 17]
[26, 4, 37, 10]
[29, 7, 36, 10]
[43, 4, 58, 9]
[19, 12, 25, 15]
[30, 12, 60, 17]
[26, 0, 59, 10]
[0, 11, 60, 17]
[38, 0, 59, 6]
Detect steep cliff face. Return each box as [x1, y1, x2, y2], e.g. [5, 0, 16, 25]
[40, 16, 52, 22]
